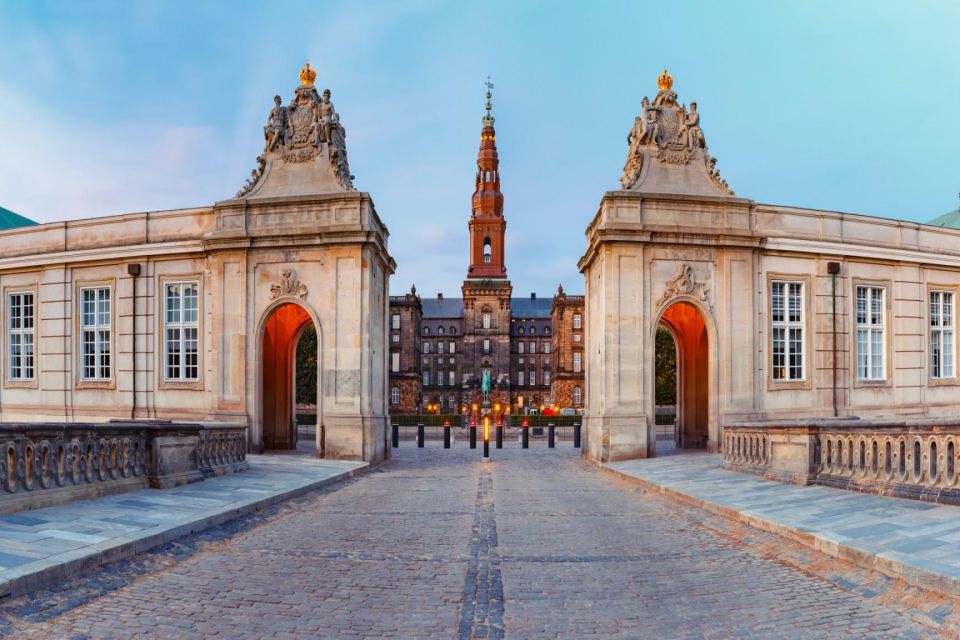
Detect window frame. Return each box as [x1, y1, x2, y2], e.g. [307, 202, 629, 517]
[851, 280, 890, 385]
[573, 386, 582, 405]
[76, 282, 114, 386]
[929, 287, 958, 384]
[5, 288, 38, 386]
[572, 351, 582, 373]
[770, 280, 806, 383]
[391, 386, 400, 405]
[162, 281, 201, 383]
[157, 275, 204, 390]
[391, 351, 400, 373]
[765, 273, 813, 391]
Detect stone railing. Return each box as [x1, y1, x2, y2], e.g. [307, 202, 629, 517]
[0, 422, 248, 515]
[723, 418, 960, 505]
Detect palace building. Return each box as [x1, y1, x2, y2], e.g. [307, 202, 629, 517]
[388, 87, 585, 416]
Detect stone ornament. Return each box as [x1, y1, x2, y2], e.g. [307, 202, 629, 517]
[657, 263, 711, 310]
[236, 63, 355, 198]
[270, 269, 308, 300]
[620, 69, 734, 196]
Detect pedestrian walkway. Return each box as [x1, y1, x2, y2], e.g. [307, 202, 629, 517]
[0, 445, 946, 639]
[0, 455, 365, 600]
[607, 452, 960, 597]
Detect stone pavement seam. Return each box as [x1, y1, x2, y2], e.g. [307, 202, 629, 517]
[456, 466, 504, 640]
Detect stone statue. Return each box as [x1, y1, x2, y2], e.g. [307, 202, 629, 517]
[264, 95, 287, 151]
[481, 370, 492, 404]
[319, 89, 336, 145]
[684, 102, 704, 150]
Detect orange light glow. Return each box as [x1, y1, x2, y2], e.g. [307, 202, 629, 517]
[483, 416, 490, 442]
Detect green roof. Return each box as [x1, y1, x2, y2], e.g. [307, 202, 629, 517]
[928, 206, 960, 230]
[0, 206, 37, 230]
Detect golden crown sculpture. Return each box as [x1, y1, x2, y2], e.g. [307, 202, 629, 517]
[299, 62, 317, 86]
[657, 68, 673, 91]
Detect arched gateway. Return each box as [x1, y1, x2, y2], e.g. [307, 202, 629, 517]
[656, 300, 712, 450]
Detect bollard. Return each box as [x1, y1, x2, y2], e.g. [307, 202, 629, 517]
[522, 424, 529, 449]
[469, 424, 477, 449]
[392, 423, 399, 448]
[417, 422, 425, 448]
[548, 423, 555, 448]
[573, 422, 581, 449]
[496, 423, 503, 449]
[444, 424, 451, 449]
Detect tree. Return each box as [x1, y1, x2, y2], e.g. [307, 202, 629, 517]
[295, 324, 318, 405]
[655, 326, 676, 406]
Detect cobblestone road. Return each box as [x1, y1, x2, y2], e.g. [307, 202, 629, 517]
[0, 445, 951, 639]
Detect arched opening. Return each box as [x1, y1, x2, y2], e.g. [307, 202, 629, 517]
[483, 238, 492, 263]
[261, 302, 317, 451]
[657, 301, 709, 450]
[653, 325, 678, 448]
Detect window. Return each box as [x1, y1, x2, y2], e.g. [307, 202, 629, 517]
[164, 282, 199, 381]
[391, 387, 400, 405]
[80, 286, 111, 381]
[449, 394, 455, 408]
[438, 370, 444, 386]
[518, 357, 524, 364]
[391, 352, 400, 373]
[518, 371, 525, 386]
[449, 341, 455, 354]
[423, 327, 430, 335]
[7, 292, 34, 380]
[545, 326, 551, 335]
[529, 340, 535, 353]
[483, 339, 490, 353]
[392, 334, 400, 343]
[423, 371, 430, 386]
[450, 326, 457, 335]
[543, 343, 551, 354]
[424, 341, 430, 354]
[438, 326, 445, 335]
[544, 370, 551, 386]
[438, 341, 445, 354]
[573, 386, 582, 405]
[530, 371, 536, 386]
[573, 351, 582, 373]
[573, 334, 581, 342]
[519, 342, 525, 354]
[931, 290, 955, 379]
[448, 370, 455, 386]
[573, 313, 582, 329]
[483, 238, 492, 264]
[519, 327, 525, 336]
[771, 281, 804, 381]
[482, 311, 491, 329]
[449, 357, 455, 364]
[391, 314, 400, 330]
[856, 285, 886, 381]
[530, 327, 537, 335]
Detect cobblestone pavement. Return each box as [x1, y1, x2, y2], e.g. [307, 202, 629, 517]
[0, 444, 953, 639]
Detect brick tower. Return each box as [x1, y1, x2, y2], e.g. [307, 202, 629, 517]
[462, 81, 513, 394]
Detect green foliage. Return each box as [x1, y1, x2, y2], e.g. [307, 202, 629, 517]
[296, 324, 318, 405]
[655, 326, 677, 406]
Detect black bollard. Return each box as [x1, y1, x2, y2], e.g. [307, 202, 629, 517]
[522, 424, 529, 449]
[573, 422, 581, 449]
[417, 423, 425, 448]
[444, 424, 451, 449]
[469, 424, 477, 449]
[548, 423, 555, 448]
[392, 423, 399, 448]
[496, 424, 503, 449]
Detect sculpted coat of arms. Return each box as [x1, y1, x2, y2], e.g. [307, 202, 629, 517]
[620, 69, 732, 195]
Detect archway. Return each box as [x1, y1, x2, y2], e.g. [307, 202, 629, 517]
[657, 301, 709, 450]
[261, 302, 316, 450]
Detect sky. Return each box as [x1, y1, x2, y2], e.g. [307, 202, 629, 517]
[0, 1, 957, 297]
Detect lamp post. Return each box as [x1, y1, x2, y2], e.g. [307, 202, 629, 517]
[483, 416, 490, 461]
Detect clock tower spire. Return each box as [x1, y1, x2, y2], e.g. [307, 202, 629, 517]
[467, 78, 507, 279]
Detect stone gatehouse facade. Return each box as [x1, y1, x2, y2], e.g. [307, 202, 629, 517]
[580, 69, 960, 463]
[0, 65, 394, 462]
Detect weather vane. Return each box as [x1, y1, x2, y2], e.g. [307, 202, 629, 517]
[484, 76, 494, 114]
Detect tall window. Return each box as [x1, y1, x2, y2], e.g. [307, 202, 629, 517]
[543, 370, 551, 386]
[391, 352, 400, 373]
[391, 314, 400, 330]
[391, 387, 400, 405]
[80, 286, 111, 381]
[931, 290, 955, 379]
[448, 370, 455, 386]
[7, 292, 34, 380]
[423, 371, 430, 386]
[518, 371, 525, 386]
[573, 386, 582, 405]
[424, 341, 430, 354]
[449, 341, 455, 354]
[856, 285, 886, 380]
[573, 351, 582, 373]
[573, 313, 582, 330]
[529, 371, 536, 386]
[164, 283, 199, 381]
[519, 342, 525, 354]
[771, 281, 804, 381]
[543, 343, 551, 354]
[438, 369, 444, 386]
[482, 311, 492, 329]
[529, 340, 536, 354]
[483, 339, 490, 353]
[438, 341, 445, 354]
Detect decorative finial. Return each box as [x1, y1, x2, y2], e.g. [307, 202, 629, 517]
[483, 76, 495, 124]
[657, 68, 673, 92]
[300, 62, 317, 86]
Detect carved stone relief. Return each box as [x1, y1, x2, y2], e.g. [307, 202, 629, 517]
[270, 269, 308, 300]
[657, 263, 711, 310]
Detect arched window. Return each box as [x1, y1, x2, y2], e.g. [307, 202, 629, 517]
[545, 326, 551, 335]
[450, 326, 457, 335]
[530, 326, 537, 335]
[483, 238, 492, 264]
[482, 307, 492, 329]
[519, 327, 525, 335]
[423, 326, 430, 335]
[391, 387, 400, 405]
[438, 326, 445, 335]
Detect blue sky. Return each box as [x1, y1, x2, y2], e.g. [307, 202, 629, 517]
[1, 1, 957, 296]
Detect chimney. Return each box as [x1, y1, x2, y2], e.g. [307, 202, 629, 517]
[530, 292, 536, 300]
[437, 293, 444, 300]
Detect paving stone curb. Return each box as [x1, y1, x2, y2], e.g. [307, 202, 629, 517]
[598, 462, 960, 598]
[0, 462, 369, 600]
